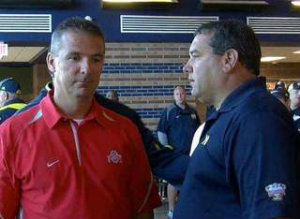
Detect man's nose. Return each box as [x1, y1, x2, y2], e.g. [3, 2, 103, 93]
[183, 61, 192, 74]
[80, 59, 91, 74]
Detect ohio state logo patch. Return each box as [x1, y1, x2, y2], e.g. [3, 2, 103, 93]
[107, 150, 122, 164]
[265, 183, 286, 201]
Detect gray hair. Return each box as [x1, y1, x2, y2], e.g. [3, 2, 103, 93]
[50, 17, 105, 55]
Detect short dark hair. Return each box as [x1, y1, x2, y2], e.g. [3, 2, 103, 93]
[174, 85, 185, 90]
[195, 20, 261, 76]
[50, 17, 105, 55]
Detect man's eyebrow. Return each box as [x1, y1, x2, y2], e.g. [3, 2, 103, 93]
[92, 51, 105, 56]
[94, 53, 105, 56]
[65, 51, 79, 56]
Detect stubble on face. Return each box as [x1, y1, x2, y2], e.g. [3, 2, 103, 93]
[174, 87, 187, 106]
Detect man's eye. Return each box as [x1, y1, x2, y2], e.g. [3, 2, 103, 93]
[192, 53, 200, 58]
[68, 56, 79, 61]
[93, 56, 104, 63]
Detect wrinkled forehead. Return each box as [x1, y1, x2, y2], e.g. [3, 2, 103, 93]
[174, 87, 186, 94]
[190, 33, 214, 53]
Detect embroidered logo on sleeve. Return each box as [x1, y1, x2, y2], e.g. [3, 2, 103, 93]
[265, 183, 286, 201]
[107, 150, 122, 164]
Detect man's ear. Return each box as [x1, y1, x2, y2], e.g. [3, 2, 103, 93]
[222, 49, 239, 73]
[4, 92, 9, 101]
[46, 52, 56, 77]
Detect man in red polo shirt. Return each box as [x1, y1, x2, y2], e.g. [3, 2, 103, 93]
[0, 17, 160, 219]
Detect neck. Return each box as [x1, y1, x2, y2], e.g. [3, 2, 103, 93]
[214, 96, 227, 111]
[177, 103, 186, 109]
[290, 103, 300, 111]
[53, 93, 93, 119]
[213, 70, 256, 111]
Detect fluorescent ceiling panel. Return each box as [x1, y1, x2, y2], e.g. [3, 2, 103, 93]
[103, 0, 178, 2]
[200, 0, 268, 5]
[261, 56, 286, 62]
[291, 1, 300, 6]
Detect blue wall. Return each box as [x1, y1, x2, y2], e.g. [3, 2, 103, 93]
[0, 0, 299, 43]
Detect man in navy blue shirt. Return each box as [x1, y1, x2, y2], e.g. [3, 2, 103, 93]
[157, 85, 200, 219]
[175, 20, 300, 219]
[0, 77, 26, 124]
[288, 82, 300, 132]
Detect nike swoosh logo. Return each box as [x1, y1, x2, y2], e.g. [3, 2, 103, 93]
[47, 160, 59, 168]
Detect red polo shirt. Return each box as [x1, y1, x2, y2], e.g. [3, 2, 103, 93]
[0, 93, 161, 219]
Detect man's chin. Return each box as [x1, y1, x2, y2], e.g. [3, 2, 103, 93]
[75, 90, 94, 99]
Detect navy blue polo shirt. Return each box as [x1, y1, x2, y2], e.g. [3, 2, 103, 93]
[157, 103, 200, 154]
[174, 77, 300, 219]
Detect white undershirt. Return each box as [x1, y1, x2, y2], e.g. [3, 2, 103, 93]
[73, 119, 84, 125]
[189, 122, 206, 156]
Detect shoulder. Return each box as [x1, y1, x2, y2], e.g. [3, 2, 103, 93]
[234, 90, 290, 121]
[228, 92, 296, 139]
[164, 103, 177, 116]
[159, 103, 177, 120]
[0, 104, 42, 159]
[166, 103, 177, 112]
[220, 90, 296, 141]
[95, 102, 140, 135]
[94, 93, 141, 124]
[1, 104, 41, 136]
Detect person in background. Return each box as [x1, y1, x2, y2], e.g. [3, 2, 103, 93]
[288, 81, 300, 132]
[274, 80, 286, 90]
[106, 90, 119, 102]
[0, 77, 26, 125]
[270, 80, 290, 109]
[176, 19, 300, 219]
[0, 17, 161, 219]
[157, 85, 200, 219]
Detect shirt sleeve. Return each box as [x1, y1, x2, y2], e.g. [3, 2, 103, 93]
[157, 109, 168, 134]
[225, 112, 300, 219]
[0, 125, 20, 219]
[128, 124, 161, 214]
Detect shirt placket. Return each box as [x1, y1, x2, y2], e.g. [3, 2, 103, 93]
[69, 121, 82, 166]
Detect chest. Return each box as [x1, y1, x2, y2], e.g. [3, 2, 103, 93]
[188, 115, 236, 183]
[15, 122, 133, 188]
[166, 110, 198, 130]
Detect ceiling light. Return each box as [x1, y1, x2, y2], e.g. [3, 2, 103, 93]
[293, 50, 300, 54]
[261, 56, 286, 62]
[102, 0, 178, 2]
[291, 1, 300, 6]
